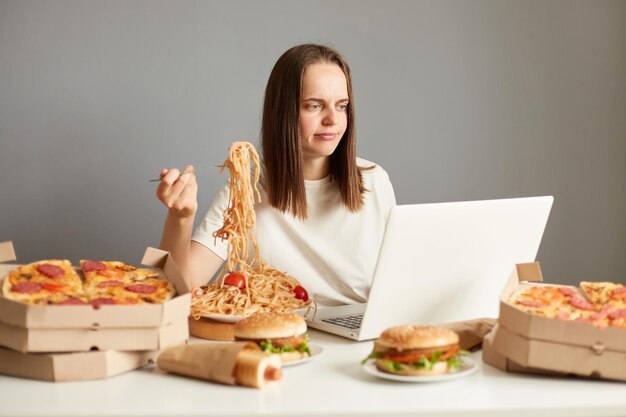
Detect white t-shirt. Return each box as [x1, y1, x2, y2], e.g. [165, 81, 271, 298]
[192, 158, 396, 306]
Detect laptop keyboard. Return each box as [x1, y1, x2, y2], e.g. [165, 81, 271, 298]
[321, 314, 363, 329]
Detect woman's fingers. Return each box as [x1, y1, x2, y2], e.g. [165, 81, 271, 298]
[156, 166, 198, 217]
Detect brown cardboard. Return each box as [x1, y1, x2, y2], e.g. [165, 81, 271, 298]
[0, 316, 189, 353]
[0, 242, 191, 329]
[0, 346, 159, 382]
[482, 324, 565, 377]
[495, 262, 626, 381]
[491, 323, 626, 381]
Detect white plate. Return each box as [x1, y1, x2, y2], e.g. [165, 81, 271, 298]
[200, 312, 247, 323]
[282, 344, 324, 367]
[361, 356, 478, 382]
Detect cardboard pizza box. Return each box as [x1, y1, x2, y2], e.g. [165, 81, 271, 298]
[0, 241, 191, 329]
[491, 322, 626, 381]
[499, 262, 626, 347]
[494, 262, 626, 381]
[0, 346, 160, 382]
[0, 316, 189, 353]
[482, 324, 566, 377]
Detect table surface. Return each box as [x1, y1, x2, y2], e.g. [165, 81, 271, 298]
[1, 329, 625, 417]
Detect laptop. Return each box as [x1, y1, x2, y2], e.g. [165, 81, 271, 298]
[306, 196, 553, 340]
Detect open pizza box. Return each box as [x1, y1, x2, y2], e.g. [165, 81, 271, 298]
[491, 262, 626, 381]
[0, 346, 160, 382]
[0, 241, 191, 328]
[0, 241, 192, 352]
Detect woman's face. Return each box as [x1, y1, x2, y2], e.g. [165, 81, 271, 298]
[299, 63, 349, 161]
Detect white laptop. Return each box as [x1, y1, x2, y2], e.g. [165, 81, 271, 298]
[306, 196, 553, 340]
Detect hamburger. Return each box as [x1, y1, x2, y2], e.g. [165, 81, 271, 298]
[233, 312, 311, 362]
[363, 325, 465, 375]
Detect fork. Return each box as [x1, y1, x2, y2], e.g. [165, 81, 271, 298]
[148, 166, 224, 182]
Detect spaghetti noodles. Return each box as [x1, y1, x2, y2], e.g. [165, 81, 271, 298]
[191, 142, 313, 318]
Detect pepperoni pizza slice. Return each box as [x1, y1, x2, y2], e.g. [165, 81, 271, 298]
[80, 260, 160, 286]
[81, 260, 175, 305]
[2, 259, 84, 305]
[85, 277, 175, 304]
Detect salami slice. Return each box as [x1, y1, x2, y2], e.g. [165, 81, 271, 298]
[570, 295, 595, 311]
[91, 297, 117, 307]
[125, 284, 157, 294]
[515, 299, 545, 308]
[82, 261, 107, 273]
[11, 281, 43, 294]
[558, 287, 577, 297]
[98, 280, 124, 288]
[590, 305, 612, 321]
[608, 308, 626, 320]
[36, 264, 65, 279]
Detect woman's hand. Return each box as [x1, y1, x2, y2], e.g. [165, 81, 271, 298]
[156, 165, 198, 219]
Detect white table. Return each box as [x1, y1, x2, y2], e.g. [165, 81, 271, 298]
[1, 329, 625, 417]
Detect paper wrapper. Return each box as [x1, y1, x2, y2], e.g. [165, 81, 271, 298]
[441, 318, 497, 350]
[157, 342, 281, 388]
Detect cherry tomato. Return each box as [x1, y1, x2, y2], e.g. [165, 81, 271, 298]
[224, 272, 246, 289]
[293, 285, 309, 302]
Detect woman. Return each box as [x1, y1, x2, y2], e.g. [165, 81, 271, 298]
[157, 44, 395, 306]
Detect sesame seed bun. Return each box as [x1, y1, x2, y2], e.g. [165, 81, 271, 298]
[234, 312, 307, 340]
[375, 325, 459, 351]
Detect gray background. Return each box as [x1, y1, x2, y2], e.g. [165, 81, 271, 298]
[1, 0, 624, 285]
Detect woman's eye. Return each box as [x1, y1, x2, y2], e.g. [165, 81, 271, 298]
[338, 104, 348, 111]
[306, 104, 321, 110]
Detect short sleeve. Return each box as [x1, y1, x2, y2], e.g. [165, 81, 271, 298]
[378, 167, 397, 210]
[192, 183, 230, 260]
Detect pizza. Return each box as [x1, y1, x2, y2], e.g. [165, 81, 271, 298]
[80, 260, 160, 286]
[510, 282, 626, 329]
[580, 281, 625, 307]
[80, 260, 174, 305]
[1, 259, 175, 306]
[2, 260, 84, 304]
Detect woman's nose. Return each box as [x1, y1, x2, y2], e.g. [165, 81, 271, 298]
[323, 109, 337, 125]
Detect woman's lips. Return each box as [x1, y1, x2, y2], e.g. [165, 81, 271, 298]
[314, 133, 337, 140]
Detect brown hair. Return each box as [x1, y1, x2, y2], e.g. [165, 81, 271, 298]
[261, 44, 368, 220]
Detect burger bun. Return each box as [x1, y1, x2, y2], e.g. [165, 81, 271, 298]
[234, 312, 307, 339]
[375, 325, 459, 351]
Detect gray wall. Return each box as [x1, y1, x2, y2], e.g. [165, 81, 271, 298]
[1, 0, 625, 285]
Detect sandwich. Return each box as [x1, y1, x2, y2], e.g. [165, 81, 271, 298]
[233, 312, 311, 362]
[363, 325, 466, 375]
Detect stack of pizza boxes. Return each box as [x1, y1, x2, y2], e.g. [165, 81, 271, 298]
[483, 262, 626, 381]
[0, 241, 190, 382]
